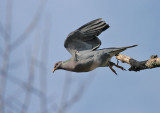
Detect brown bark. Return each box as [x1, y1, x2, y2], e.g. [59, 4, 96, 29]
[116, 54, 160, 71]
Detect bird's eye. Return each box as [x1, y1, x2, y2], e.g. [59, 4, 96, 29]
[54, 63, 58, 68]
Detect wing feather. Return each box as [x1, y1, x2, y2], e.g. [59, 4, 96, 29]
[64, 18, 109, 55]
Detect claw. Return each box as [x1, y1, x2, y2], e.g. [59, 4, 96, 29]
[108, 62, 118, 75]
[117, 59, 119, 65]
[109, 65, 117, 75]
[108, 61, 126, 75]
[110, 61, 126, 71]
[114, 64, 126, 71]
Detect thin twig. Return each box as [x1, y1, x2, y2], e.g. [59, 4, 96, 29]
[0, 0, 12, 112]
[56, 72, 96, 113]
[9, 0, 48, 51]
[20, 33, 41, 113]
[39, 17, 51, 113]
[5, 74, 44, 102]
[0, 47, 3, 55]
[0, 22, 10, 39]
[60, 73, 72, 106]
[5, 97, 23, 113]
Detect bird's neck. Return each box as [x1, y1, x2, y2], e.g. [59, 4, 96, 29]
[60, 59, 74, 71]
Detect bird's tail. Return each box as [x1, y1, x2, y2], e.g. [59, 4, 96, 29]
[121, 44, 138, 49]
[108, 44, 138, 56]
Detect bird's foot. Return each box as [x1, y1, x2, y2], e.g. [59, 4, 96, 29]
[114, 63, 126, 71]
[108, 61, 126, 75]
[108, 65, 117, 75]
[74, 51, 79, 61]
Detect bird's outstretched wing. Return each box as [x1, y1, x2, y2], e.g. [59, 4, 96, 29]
[64, 18, 109, 55]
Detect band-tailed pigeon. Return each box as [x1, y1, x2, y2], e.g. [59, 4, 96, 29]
[53, 18, 137, 74]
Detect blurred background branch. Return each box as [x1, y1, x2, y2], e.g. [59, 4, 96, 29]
[9, 0, 48, 51]
[20, 30, 41, 113]
[38, 16, 51, 113]
[0, 0, 12, 112]
[57, 72, 96, 113]
[0, 1, 93, 113]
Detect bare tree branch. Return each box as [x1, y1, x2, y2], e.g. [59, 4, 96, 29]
[0, 22, 10, 40]
[38, 17, 51, 113]
[9, 0, 47, 51]
[20, 59, 36, 113]
[5, 97, 23, 113]
[20, 33, 41, 113]
[0, 46, 3, 56]
[57, 80, 86, 113]
[0, 0, 12, 112]
[60, 74, 72, 105]
[56, 72, 96, 113]
[8, 59, 23, 70]
[5, 74, 44, 101]
[116, 54, 160, 71]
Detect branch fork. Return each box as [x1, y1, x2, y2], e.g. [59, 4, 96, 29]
[115, 54, 160, 71]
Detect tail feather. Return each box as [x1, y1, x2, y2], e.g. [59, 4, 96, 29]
[109, 44, 138, 56]
[122, 44, 138, 49]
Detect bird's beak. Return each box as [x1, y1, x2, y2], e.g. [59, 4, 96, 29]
[53, 68, 56, 73]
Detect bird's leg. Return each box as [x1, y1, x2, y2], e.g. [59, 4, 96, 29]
[117, 59, 119, 65]
[114, 63, 126, 71]
[110, 61, 126, 71]
[108, 62, 118, 75]
[115, 54, 120, 65]
[74, 51, 79, 61]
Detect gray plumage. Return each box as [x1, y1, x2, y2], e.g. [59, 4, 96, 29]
[64, 18, 109, 55]
[53, 18, 137, 74]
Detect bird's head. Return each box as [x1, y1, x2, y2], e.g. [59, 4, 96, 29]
[53, 61, 62, 72]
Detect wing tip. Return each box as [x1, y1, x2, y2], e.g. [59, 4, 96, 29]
[78, 18, 109, 30]
[94, 18, 110, 30]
